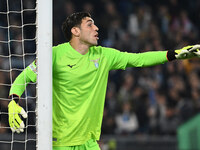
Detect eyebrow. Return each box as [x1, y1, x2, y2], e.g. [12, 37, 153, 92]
[86, 19, 94, 23]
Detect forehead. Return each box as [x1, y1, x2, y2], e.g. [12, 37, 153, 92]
[81, 17, 94, 24]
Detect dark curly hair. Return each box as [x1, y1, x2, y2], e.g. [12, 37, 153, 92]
[62, 12, 91, 42]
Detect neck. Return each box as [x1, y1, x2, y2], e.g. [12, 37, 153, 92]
[69, 39, 90, 55]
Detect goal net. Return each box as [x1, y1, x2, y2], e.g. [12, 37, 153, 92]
[0, 0, 52, 150]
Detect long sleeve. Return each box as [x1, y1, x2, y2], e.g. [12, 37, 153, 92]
[126, 51, 168, 67]
[102, 47, 169, 70]
[9, 60, 37, 98]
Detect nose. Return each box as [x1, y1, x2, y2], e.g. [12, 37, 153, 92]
[94, 25, 99, 31]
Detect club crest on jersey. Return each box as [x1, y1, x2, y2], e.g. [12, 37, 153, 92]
[90, 58, 100, 68]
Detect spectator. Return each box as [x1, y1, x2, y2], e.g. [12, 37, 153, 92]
[115, 102, 138, 135]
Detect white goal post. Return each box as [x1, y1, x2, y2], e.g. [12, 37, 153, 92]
[36, 0, 52, 150]
[0, 0, 52, 149]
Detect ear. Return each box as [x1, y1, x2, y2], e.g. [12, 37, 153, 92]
[71, 27, 80, 37]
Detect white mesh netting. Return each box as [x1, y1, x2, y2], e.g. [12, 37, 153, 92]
[0, 0, 37, 150]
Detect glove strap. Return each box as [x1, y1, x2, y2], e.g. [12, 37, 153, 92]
[167, 50, 177, 61]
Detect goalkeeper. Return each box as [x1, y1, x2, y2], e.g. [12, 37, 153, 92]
[8, 12, 200, 150]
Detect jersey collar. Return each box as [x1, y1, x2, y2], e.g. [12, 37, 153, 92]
[66, 42, 89, 58]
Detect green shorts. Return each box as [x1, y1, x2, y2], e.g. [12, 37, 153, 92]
[53, 139, 100, 150]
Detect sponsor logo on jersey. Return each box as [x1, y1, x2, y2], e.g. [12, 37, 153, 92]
[90, 58, 100, 68]
[67, 64, 76, 68]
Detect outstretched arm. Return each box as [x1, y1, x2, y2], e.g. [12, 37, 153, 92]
[127, 45, 200, 68]
[106, 45, 200, 70]
[126, 51, 168, 68]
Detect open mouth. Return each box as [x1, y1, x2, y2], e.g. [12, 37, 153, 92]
[94, 34, 99, 40]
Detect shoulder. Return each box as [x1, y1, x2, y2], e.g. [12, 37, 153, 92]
[53, 42, 71, 58]
[53, 43, 67, 51]
[89, 45, 119, 55]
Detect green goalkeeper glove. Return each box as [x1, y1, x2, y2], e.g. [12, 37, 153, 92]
[167, 45, 200, 61]
[8, 100, 27, 133]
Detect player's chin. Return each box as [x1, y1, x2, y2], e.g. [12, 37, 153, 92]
[90, 40, 98, 46]
[94, 41, 98, 46]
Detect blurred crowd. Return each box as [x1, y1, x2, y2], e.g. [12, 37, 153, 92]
[0, 0, 200, 138]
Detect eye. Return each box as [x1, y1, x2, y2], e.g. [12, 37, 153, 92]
[88, 23, 92, 27]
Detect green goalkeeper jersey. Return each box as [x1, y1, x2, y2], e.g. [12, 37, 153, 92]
[10, 42, 168, 146]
